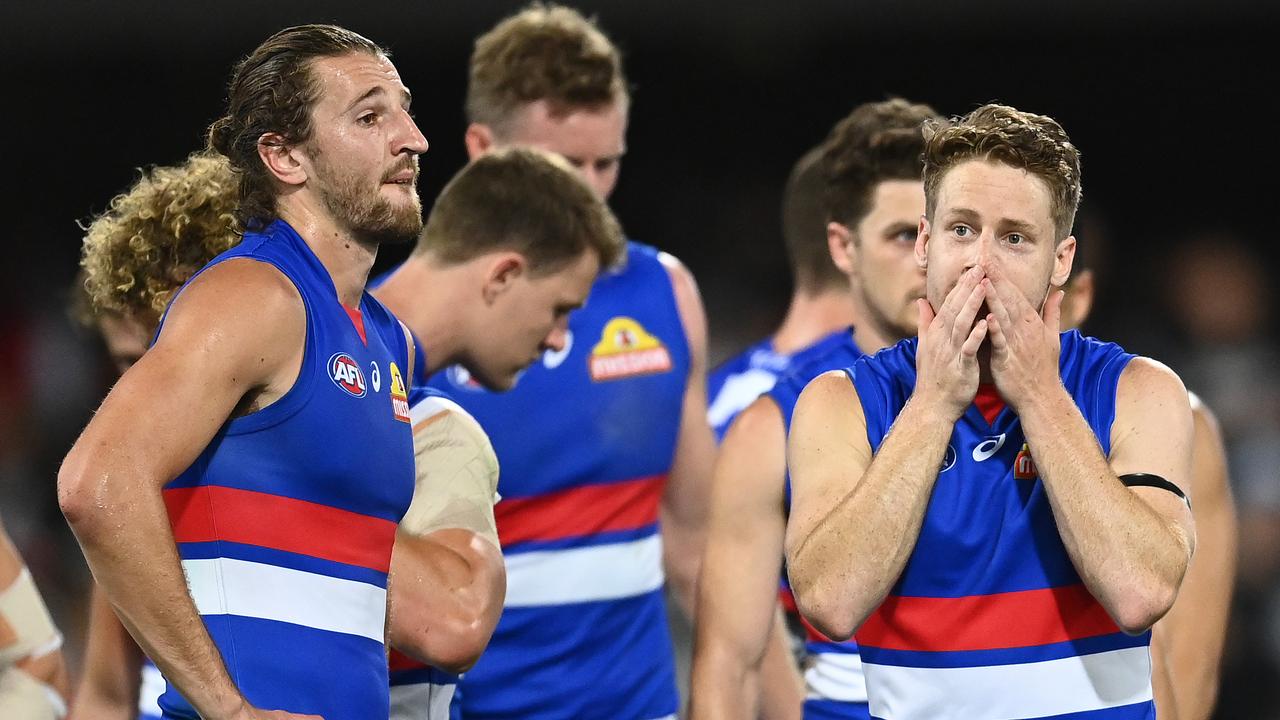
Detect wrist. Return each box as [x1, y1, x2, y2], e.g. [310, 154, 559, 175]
[908, 389, 966, 424]
[1013, 380, 1072, 425]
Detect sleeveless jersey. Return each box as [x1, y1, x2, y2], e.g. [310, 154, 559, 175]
[155, 220, 415, 719]
[766, 329, 869, 720]
[708, 330, 853, 441]
[847, 330, 1147, 720]
[426, 242, 690, 720]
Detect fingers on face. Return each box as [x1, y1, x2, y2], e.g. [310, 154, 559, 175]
[952, 281, 988, 347]
[1043, 289, 1065, 332]
[938, 267, 982, 325]
[962, 318, 988, 357]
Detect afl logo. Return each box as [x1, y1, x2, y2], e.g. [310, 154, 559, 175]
[328, 352, 367, 397]
[940, 444, 957, 473]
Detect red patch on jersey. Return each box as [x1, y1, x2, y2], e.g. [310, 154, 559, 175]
[974, 384, 1005, 425]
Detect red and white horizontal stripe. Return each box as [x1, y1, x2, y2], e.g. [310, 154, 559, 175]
[864, 646, 1152, 720]
[504, 534, 665, 607]
[496, 474, 665, 547]
[181, 557, 387, 643]
[858, 583, 1121, 652]
[166, 485, 398, 573]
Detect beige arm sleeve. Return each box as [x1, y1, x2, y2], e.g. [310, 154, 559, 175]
[0, 568, 61, 668]
[400, 394, 501, 547]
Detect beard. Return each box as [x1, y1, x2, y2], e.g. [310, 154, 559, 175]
[311, 152, 423, 246]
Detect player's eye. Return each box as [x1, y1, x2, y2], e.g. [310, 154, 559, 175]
[894, 229, 918, 243]
[358, 112, 378, 126]
[953, 224, 973, 238]
[1007, 233, 1025, 245]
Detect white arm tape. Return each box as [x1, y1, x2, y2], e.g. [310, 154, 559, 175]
[0, 665, 68, 719]
[0, 568, 62, 668]
[401, 395, 501, 547]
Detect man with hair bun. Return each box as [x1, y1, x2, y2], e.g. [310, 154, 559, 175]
[60, 24, 427, 720]
[422, 4, 718, 718]
[786, 104, 1196, 719]
[693, 98, 940, 720]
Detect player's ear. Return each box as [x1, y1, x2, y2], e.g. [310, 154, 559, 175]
[481, 252, 526, 304]
[915, 216, 931, 270]
[464, 124, 496, 162]
[828, 222, 856, 275]
[258, 132, 308, 187]
[1050, 235, 1077, 287]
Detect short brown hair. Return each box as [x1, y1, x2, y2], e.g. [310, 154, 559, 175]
[80, 152, 241, 327]
[822, 98, 939, 230]
[782, 145, 844, 293]
[467, 3, 627, 133]
[923, 103, 1082, 240]
[208, 24, 385, 230]
[414, 146, 625, 273]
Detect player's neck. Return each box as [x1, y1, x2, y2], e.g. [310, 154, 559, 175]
[277, 197, 377, 307]
[369, 256, 463, 374]
[771, 287, 856, 354]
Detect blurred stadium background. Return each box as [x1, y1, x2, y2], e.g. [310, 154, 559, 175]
[2, 1, 1277, 715]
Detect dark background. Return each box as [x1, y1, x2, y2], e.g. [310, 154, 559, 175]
[2, 1, 1278, 716]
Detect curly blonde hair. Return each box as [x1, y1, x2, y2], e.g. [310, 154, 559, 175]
[80, 152, 241, 326]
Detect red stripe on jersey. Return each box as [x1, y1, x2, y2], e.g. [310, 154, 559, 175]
[388, 648, 427, 672]
[343, 304, 367, 346]
[165, 485, 397, 572]
[496, 474, 667, 546]
[779, 585, 839, 642]
[857, 583, 1121, 652]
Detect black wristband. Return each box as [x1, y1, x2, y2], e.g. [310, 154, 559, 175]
[1119, 473, 1189, 506]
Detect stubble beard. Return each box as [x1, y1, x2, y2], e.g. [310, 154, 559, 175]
[313, 156, 423, 246]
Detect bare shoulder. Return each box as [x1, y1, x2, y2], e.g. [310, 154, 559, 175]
[156, 258, 305, 356]
[724, 395, 786, 445]
[793, 370, 866, 436]
[1117, 356, 1190, 409]
[657, 251, 706, 327]
[1187, 390, 1223, 439]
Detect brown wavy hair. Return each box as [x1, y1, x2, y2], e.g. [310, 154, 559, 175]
[415, 146, 625, 273]
[80, 152, 240, 326]
[207, 24, 385, 230]
[467, 3, 627, 133]
[923, 104, 1082, 240]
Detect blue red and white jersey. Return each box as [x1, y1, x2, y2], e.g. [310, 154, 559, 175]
[154, 220, 415, 720]
[427, 242, 689, 720]
[767, 329, 869, 720]
[708, 330, 854, 441]
[386, 386, 470, 720]
[846, 330, 1147, 720]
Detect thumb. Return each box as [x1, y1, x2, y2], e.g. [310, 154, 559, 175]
[916, 298, 935, 340]
[1043, 289, 1065, 335]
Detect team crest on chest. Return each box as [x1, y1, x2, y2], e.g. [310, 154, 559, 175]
[588, 317, 672, 381]
[328, 352, 367, 397]
[388, 362, 411, 423]
[1014, 442, 1038, 480]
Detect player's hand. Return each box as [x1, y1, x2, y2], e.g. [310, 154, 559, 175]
[236, 707, 323, 720]
[913, 265, 988, 420]
[983, 264, 1063, 412]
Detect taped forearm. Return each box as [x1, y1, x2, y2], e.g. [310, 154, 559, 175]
[402, 395, 500, 547]
[0, 568, 62, 668]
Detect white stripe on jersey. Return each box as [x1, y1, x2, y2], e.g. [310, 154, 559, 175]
[138, 663, 165, 719]
[864, 646, 1152, 720]
[389, 680, 456, 720]
[182, 558, 387, 643]
[805, 651, 868, 703]
[504, 534, 665, 607]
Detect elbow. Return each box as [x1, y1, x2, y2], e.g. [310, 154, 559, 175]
[1110, 585, 1179, 636]
[792, 585, 858, 642]
[57, 452, 97, 530]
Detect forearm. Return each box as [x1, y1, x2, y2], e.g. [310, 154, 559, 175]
[788, 395, 953, 637]
[661, 510, 703, 620]
[59, 466, 244, 720]
[388, 529, 504, 672]
[756, 611, 804, 720]
[1020, 388, 1191, 630]
[70, 584, 143, 720]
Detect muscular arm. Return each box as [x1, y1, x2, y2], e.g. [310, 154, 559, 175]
[690, 398, 802, 720]
[69, 584, 143, 720]
[388, 399, 505, 674]
[57, 259, 309, 720]
[657, 254, 717, 618]
[785, 372, 955, 640]
[1151, 396, 1236, 719]
[1017, 358, 1195, 633]
[786, 271, 989, 639]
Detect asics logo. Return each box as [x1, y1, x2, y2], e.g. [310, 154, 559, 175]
[972, 433, 1007, 462]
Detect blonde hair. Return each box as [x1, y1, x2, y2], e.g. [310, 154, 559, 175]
[80, 152, 241, 325]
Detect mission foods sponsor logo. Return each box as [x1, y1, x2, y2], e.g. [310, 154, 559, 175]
[329, 352, 367, 397]
[588, 317, 672, 382]
[389, 362, 410, 423]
